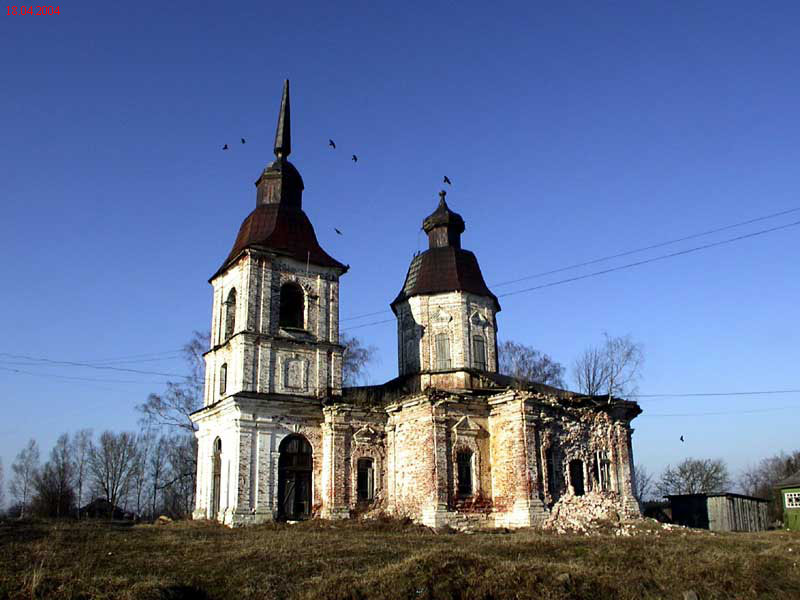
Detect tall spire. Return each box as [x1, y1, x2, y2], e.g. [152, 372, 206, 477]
[274, 79, 291, 160]
[255, 80, 304, 208]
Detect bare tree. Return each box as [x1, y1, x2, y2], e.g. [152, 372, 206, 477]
[573, 333, 643, 398]
[89, 431, 140, 517]
[130, 431, 154, 518]
[148, 435, 171, 518]
[341, 332, 377, 387]
[633, 463, 654, 503]
[0, 458, 4, 510]
[498, 340, 565, 388]
[159, 434, 198, 518]
[9, 439, 40, 518]
[70, 429, 93, 516]
[32, 433, 75, 518]
[740, 449, 800, 521]
[138, 331, 209, 433]
[656, 458, 731, 496]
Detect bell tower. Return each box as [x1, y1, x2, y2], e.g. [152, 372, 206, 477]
[202, 80, 348, 407]
[192, 81, 348, 525]
[391, 191, 500, 390]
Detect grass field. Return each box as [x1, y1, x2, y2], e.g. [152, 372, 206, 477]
[0, 517, 798, 599]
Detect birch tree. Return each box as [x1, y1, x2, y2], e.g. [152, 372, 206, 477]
[70, 429, 93, 516]
[10, 439, 40, 518]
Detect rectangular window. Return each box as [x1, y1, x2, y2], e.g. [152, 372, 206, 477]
[357, 458, 374, 501]
[786, 492, 800, 509]
[457, 452, 473, 497]
[435, 334, 451, 370]
[472, 336, 486, 370]
[545, 446, 557, 497]
[595, 450, 611, 491]
[219, 363, 227, 395]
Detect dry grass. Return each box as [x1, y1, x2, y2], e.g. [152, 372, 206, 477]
[0, 517, 798, 599]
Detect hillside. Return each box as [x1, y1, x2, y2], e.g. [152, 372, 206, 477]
[0, 518, 797, 599]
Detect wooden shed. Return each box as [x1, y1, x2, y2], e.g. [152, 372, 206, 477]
[775, 470, 800, 531]
[666, 493, 769, 532]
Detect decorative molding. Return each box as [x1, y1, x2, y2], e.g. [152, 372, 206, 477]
[452, 416, 482, 441]
[353, 425, 378, 445]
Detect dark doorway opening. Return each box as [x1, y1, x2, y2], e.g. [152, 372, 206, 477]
[457, 451, 474, 497]
[278, 435, 312, 520]
[569, 459, 585, 496]
[545, 445, 562, 504]
[356, 458, 374, 502]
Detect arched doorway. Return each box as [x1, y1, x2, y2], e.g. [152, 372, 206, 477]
[278, 434, 312, 520]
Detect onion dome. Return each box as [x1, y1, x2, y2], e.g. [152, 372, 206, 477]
[391, 191, 499, 312]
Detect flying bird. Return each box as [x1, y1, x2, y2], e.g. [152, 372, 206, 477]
[680, 435, 685, 442]
[222, 144, 229, 150]
[241, 138, 246, 144]
[352, 154, 358, 162]
[443, 175, 452, 185]
[329, 139, 336, 149]
[334, 228, 343, 235]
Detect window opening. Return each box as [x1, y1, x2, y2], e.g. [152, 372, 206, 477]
[435, 333, 451, 370]
[569, 459, 585, 496]
[356, 458, 375, 502]
[224, 289, 237, 340]
[279, 283, 305, 329]
[219, 363, 227, 395]
[472, 336, 487, 370]
[457, 451, 473, 497]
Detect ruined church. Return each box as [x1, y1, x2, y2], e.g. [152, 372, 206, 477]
[191, 81, 642, 528]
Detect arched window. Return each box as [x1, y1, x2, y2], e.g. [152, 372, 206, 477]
[219, 363, 227, 395]
[435, 333, 451, 370]
[211, 437, 222, 516]
[472, 336, 486, 371]
[357, 457, 375, 502]
[279, 283, 305, 329]
[456, 450, 473, 497]
[569, 459, 585, 496]
[224, 289, 237, 340]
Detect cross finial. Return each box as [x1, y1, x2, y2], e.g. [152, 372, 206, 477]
[439, 189, 447, 205]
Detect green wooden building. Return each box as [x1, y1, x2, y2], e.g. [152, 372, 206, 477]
[775, 470, 800, 531]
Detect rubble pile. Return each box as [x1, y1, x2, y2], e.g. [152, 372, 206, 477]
[542, 493, 698, 536]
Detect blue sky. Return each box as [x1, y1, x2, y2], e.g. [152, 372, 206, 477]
[2, 1, 798, 490]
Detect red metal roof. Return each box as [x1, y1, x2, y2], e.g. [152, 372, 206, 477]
[213, 204, 346, 279]
[391, 246, 500, 311]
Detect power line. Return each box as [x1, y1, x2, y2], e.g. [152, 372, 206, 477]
[637, 389, 800, 398]
[644, 405, 798, 417]
[340, 209, 800, 330]
[340, 217, 800, 332]
[0, 353, 189, 379]
[491, 206, 800, 289]
[341, 318, 396, 333]
[341, 309, 393, 323]
[0, 355, 183, 368]
[0, 365, 168, 384]
[497, 219, 800, 299]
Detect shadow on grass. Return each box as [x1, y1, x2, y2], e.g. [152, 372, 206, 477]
[158, 585, 210, 600]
